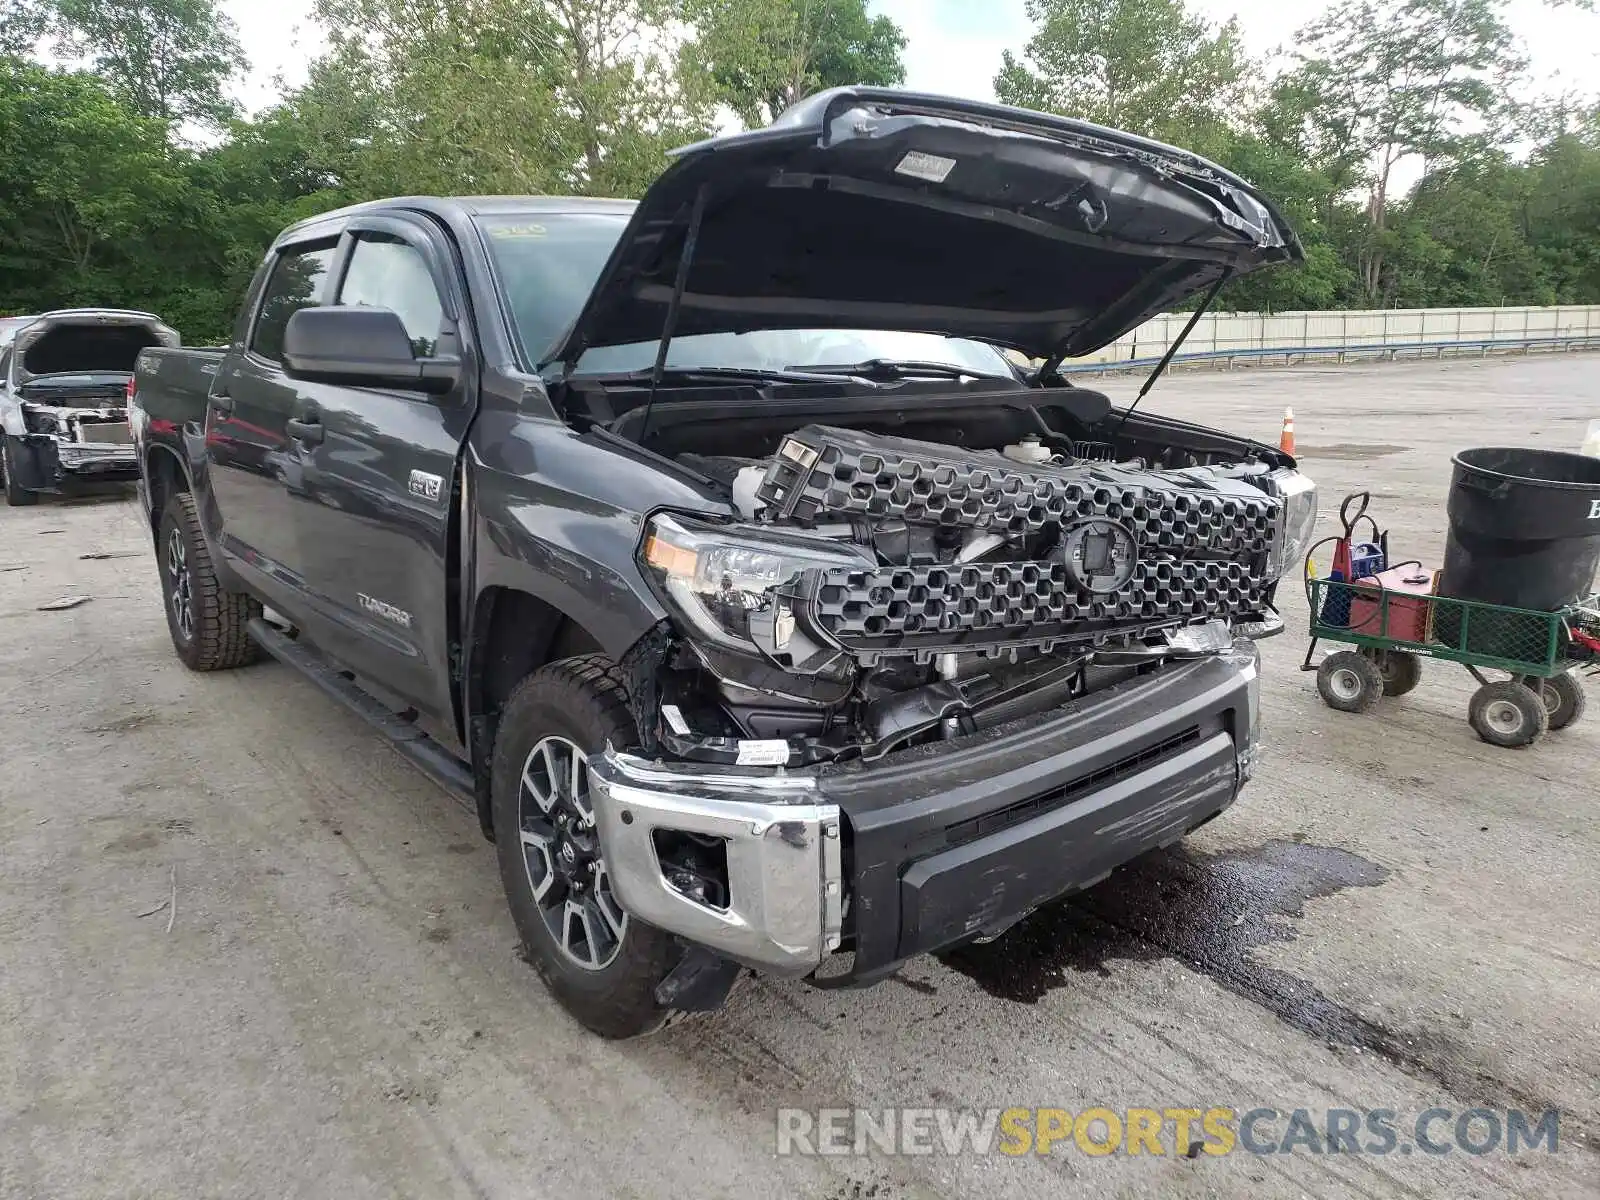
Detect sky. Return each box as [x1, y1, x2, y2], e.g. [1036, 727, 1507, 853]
[225, 0, 1600, 121]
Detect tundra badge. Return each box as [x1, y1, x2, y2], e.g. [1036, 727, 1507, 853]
[359, 594, 413, 629]
[409, 469, 444, 502]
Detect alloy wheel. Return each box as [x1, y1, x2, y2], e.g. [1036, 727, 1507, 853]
[166, 527, 193, 641]
[517, 735, 628, 971]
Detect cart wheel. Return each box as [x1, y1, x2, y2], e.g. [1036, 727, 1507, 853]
[1468, 681, 1549, 748]
[1364, 648, 1423, 697]
[1317, 651, 1384, 713]
[1541, 672, 1587, 732]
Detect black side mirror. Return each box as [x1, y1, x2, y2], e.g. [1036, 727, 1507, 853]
[282, 307, 461, 395]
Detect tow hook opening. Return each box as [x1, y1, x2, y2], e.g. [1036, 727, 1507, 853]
[653, 828, 731, 911]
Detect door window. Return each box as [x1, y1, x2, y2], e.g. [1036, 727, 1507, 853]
[250, 242, 337, 362]
[337, 234, 445, 357]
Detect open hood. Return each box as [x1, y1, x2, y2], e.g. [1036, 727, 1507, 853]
[551, 88, 1302, 368]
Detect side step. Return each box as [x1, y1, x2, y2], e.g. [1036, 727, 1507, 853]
[248, 618, 476, 811]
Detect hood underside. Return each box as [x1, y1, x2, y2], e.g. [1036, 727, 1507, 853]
[554, 88, 1302, 367]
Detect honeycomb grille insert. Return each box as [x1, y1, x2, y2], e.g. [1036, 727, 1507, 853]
[759, 426, 1280, 559]
[813, 557, 1267, 653]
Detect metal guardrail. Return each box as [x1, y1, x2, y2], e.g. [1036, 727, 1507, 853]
[1081, 334, 1600, 375]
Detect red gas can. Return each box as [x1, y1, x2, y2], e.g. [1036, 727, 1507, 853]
[1348, 566, 1438, 643]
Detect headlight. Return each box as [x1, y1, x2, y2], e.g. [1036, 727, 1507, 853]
[1264, 468, 1318, 581]
[640, 513, 872, 665]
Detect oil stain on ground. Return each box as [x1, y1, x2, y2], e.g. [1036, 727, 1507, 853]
[939, 838, 1392, 1045]
[938, 840, 1591, 1147]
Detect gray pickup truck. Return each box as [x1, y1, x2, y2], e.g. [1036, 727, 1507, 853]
[130, 89, 1317, 1037]
[1, 308, 180, 505]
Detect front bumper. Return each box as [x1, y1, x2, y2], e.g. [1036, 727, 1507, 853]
[11, 435, 139, 490]
[589, 640, 1260, 981]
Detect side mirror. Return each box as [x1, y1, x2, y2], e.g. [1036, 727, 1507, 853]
[282, 307, 460, 395]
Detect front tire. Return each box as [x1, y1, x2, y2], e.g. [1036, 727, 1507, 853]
[1366, 648, 1423, 697]
[157, 492, 261, 670]
[2, 436, 38, 506]
[492, 655, 681, 1039]
[1317, 650, 1384, 713]
[1468, 681, 1548, 748]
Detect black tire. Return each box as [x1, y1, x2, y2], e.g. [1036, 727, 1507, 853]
[1365, 648, 1423, 697]
[157, 492, 262, 670]
[1468, 681, 1549, 748]
[1541, 672, 1587, 732]
[2, 436, 38, 506]
[1317, 650, 1384, 713]
[492, 655, 681, 1039]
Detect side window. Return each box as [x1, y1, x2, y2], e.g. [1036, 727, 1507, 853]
[251, 241, 337, 362]
[336, 234, 444, 357]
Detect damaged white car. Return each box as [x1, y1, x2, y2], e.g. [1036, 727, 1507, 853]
[1, 309, 179, 506]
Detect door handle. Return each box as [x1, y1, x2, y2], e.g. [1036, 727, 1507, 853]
[286, 416, 324, 445]
[209, 393, 234, 415]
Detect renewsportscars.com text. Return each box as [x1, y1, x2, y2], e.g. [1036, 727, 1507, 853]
[775, 1106, 1561, 1158]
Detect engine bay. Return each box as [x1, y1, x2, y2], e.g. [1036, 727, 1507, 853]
[610, 378, 1306, 771]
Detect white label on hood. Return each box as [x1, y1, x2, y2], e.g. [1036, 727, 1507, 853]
[895, 151, 956, 183]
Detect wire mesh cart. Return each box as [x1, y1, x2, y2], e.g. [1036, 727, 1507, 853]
[1304, 573, 1600, 747]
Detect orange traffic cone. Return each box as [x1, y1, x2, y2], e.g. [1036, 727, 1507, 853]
[1279, 407, 1296, 456]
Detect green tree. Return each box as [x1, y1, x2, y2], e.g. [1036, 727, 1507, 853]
[681, 0, 906, 128]
[994, 0, 1250, 154]
[50, 0, 247, 127]
[1, 0, 49, 56]
[1279, 0, 1524, 302]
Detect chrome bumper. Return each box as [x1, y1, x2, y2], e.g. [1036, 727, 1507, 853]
[586, 755, 843, 975]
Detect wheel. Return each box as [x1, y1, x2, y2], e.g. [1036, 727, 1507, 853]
[1541, 672, 1587, 732]
[1317, 650, 1384, 713]
[491, 655, 682, 1039]
[1365, 648, 1423, 697]
[157, 492, 262, 670]
[2, 436, 38, 506]
[1468, 681, 1549, 748]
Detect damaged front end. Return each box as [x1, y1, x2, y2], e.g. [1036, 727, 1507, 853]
[592, 424, 1306, 980]
[9, 394, 138, 490]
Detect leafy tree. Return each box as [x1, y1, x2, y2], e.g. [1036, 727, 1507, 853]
[50, 0, 247, 128]
[0, 0, 49, 56]
[1279, 0, 1524, 302]
[681, 0, 906, 128]
[994, 0, 1250, 154]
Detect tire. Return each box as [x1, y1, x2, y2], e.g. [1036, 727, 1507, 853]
[492, 655, 682, 1039]
[157, 492, 262, 671]
[2, 436, 38, 506]
[1365, 648, 1423, 697]
[1468, 681, 1549, 748]
[1317, 650, 1384, 713]
[1541, 672, 1587, 732]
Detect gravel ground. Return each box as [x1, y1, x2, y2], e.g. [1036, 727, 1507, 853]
[1, 353, 1597, 1199]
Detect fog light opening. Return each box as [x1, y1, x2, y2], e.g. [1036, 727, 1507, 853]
[653, 829, 731, 911]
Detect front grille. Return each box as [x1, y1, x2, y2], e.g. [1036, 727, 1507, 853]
[758, 425, 1279, 559]
[942, 726, 1204, 846]
[813, 557, 1266, 654]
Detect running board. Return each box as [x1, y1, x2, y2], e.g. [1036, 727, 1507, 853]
[248, 618, 475, 811]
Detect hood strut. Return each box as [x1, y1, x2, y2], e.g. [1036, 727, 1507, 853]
[1108, 270, 1231, 443]
[639, 184, 710, 445]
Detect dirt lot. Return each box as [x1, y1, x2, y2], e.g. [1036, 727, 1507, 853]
[1, 354, 1597, 1199]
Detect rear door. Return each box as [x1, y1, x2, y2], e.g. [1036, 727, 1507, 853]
[286, 214, 476, 736]
[205, 237, 340, 611]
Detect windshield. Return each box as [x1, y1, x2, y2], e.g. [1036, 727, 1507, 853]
[476, 213, 1017, 379]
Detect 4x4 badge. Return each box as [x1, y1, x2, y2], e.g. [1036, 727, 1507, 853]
[409, 470, 444, 502]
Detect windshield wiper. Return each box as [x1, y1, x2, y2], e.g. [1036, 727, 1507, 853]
[784, 358, 1010, 382]
[578, 364, 849, 386]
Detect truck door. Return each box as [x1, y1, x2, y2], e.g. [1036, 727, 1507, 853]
[286, 215, 475, 741]
[205, 237, 340, 614]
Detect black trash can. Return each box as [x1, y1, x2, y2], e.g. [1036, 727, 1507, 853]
[1439, 447, 1600, 614]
